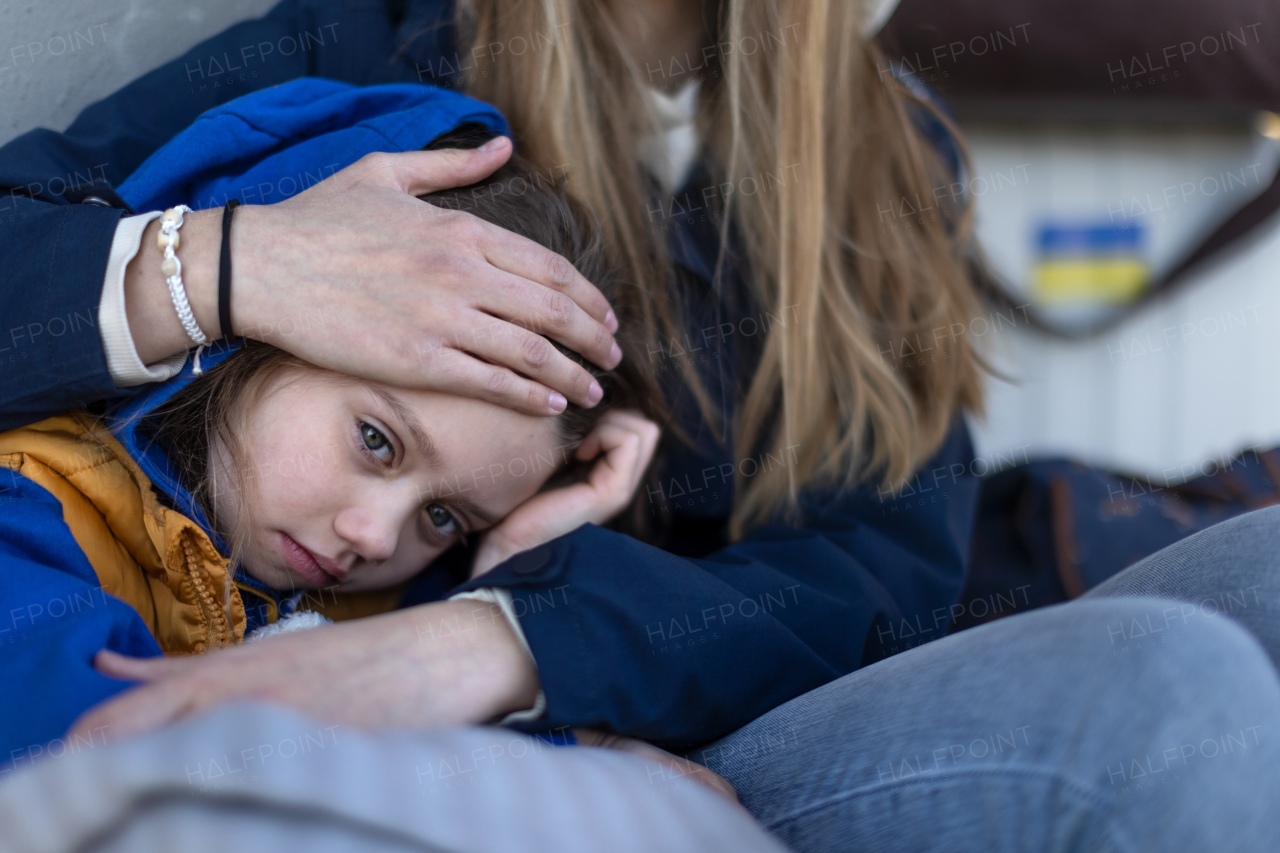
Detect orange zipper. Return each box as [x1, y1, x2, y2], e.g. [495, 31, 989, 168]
[181, 530, 233, 649]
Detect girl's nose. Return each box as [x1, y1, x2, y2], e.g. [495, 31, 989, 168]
[333, 504, 399, 564]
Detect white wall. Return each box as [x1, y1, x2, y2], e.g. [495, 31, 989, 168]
[0, 0, 277, 145]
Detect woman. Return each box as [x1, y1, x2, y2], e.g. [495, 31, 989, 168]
[5, 1, 1280, 849]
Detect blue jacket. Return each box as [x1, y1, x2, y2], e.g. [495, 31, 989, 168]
[0, 0, 980, 749]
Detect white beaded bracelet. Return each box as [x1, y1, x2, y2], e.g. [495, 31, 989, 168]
[157, 205, 211, 374]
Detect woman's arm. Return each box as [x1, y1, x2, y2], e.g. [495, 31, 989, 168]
[120, 145, 619, 410]
[0, 201, 126, 430]
[71, 598, 539, 739]
[459, 419, 982, 748]
[0, 444, 536, 752]
[0, 0, 379, 426]
[1, 0, 619, 427]
[0, 0, 398, 428]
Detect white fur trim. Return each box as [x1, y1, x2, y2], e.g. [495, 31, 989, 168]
[244, 610, 333, 643]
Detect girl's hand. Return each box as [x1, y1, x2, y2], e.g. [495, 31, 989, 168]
[68, 600, 538, 742]
[471, 410, 660, 577]
[572, 729, 740, 805]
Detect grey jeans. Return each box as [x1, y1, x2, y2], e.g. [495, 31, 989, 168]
[694, 504, 1280, 852]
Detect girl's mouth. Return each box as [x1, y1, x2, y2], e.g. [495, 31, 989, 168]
[278, 533, 343, 586]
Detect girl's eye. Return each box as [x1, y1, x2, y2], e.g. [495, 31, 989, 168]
[358, 421, 394, 464]
[426, 504, 459, 535]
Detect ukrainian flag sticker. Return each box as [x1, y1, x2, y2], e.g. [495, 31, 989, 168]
[1033, 222, 1149, 306]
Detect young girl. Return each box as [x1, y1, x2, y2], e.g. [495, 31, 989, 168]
[0, 116, 656, 751]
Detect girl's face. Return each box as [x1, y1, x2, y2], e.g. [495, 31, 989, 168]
[215, 370, 567, 593]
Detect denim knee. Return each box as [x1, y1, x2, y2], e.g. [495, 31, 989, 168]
[1059, 597, 1277, 787]
[697, 596, 1280, 852]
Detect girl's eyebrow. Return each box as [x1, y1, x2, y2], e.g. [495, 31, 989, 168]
[367, 386, 441, 467]
[449, 493, 500, 528]
[364, 386, 499, 528]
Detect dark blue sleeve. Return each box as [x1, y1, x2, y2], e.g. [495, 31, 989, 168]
[457, 419, 981, 748]
[0, 200, 126, 431]
[0, 469, 161, 771]
[0, 0, 412, 430]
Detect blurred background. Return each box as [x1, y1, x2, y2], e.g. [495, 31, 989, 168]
[880, 0, 1280, 484]
[0, 1, 278, 144]
[5, 0, 1279, 486]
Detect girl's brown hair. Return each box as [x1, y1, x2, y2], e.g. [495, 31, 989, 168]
[456, 0, 987, 536]
[152, 138, 652, 563]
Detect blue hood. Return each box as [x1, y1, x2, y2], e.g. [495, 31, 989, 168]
[118, 78, 508, 211]
[107, 78, 509, 550]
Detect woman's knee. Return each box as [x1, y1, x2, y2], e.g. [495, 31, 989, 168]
[1047, 598, 1277, 767]
[1053, 595, 1270, 683]
[702, 597, 1280, 845]
[702, 596, 1273, 781]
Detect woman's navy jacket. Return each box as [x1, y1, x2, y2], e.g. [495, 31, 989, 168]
[0, 0, 980, 749]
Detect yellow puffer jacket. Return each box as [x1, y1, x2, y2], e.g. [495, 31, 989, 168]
[0, 413, 247, 654]
[0, 412, 411, 654]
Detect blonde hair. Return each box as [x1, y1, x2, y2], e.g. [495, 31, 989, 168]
[457, 0, 986, 536]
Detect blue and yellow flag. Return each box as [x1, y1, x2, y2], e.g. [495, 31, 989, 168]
[1033, 222, 1149, 305]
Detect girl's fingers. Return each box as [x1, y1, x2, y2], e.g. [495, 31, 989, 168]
[628, 414, 661, 476]
[68, 678, 197, 743]
[575, 420, 628, 460]
[571, 729, 740, 804]
[579, 424, 638, 474]
[575, 410, 656, 459]
[574, 422, 618, 461]
[93, 649, 194, 682]
[578, 413, 660, 482]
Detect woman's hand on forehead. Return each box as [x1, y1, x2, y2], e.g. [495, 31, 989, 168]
[238, 142, 623, 414]
[134, 141, 620, 416]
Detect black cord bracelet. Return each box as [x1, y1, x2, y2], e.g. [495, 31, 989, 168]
[219, 199, 241, 342]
